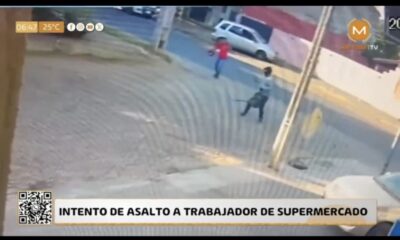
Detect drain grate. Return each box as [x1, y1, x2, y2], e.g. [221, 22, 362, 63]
[287, 158, 309, 170]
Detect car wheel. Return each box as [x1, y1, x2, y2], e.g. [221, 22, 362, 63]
[216, 37, 225, 43]
[255, 50, 267, 60]
[366, 222, 393, 236]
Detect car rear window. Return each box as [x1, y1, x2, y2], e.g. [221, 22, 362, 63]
[219, 23, 230, 30]
[242, 29, 255, 41]
[228, 25, 243, 36]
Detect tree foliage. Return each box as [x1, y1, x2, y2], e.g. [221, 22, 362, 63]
[362, 21, 400, 60]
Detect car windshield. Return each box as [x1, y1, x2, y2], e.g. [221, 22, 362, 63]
[375, 173, 400, 201]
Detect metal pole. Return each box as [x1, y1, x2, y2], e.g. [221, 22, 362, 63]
[269, 6, 334, 171]
[160, 6, 176, 49]
[153, 7, 165, 50]
[270, 7, 327, 155]
[381, 127, 400, 175]
[153, 6, 176, 50]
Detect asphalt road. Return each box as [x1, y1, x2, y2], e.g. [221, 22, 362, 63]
[91, 8, 399, 176]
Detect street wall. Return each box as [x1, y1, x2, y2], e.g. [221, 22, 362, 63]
[315, 48, 400, 119]
[270, 28, 400, 119]
[268, 28, 310, 70]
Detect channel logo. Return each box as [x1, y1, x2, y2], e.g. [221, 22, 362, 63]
[347, 18, 372, 43]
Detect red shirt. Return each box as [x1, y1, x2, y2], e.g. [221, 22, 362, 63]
[215, 42, 230, 60]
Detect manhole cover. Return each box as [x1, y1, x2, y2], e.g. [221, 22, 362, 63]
[288, 158, 309, 170]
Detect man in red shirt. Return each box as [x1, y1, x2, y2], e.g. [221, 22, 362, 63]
[210, 37, 230, 79]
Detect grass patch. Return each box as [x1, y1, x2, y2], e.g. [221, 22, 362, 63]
[103, 26, 173, 63]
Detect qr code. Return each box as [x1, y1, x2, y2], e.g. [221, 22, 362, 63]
[18, 191, 52, 225]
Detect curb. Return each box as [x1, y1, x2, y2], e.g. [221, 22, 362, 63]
[25, 26, 173, 64]
[103, 26, 173, 63]
[174, 19, 215, 45]
[181, 18, 215, 32]
[26, 42, 147, 63]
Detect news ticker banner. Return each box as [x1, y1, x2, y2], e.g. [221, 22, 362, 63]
[46, 199, 377, 225]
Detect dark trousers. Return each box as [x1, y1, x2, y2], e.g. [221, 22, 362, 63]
[214, 58, 225, 78]
[241, 96, 269, 121]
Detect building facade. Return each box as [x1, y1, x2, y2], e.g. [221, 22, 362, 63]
[240, 6, 382, 69]
[185, 6, 242, 27]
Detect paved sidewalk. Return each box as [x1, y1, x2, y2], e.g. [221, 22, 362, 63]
[20, 33, 376, 186]
[3, 31, 384, 235]
[22, 31, 388, 185]
[5, 44, 344, 236]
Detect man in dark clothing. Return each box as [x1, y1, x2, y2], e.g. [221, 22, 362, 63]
[240, 66, 273, 122]
[241, 91, 269, 122]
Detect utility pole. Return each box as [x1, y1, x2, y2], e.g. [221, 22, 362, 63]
[153, 6, 176, 50]
[269, 6, 334, 171]
[381, 126, 400, 175]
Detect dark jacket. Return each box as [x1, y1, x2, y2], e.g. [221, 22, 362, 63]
[248, 91, 268, 108]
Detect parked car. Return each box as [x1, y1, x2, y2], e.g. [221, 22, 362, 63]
[211, 20, 277, 62]
[387, 219, 400, 236]
[123, 6, 160, 19]
[175, 7, 183, 17]
[323, 172, 400, 236]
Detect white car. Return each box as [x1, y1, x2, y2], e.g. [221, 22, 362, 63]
[211, 20, 277, 62]
[123, 6, 160, 18]
[324, 172, 400, 236]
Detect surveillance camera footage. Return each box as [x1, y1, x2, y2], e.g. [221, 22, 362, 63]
[0, 5, 400, 237]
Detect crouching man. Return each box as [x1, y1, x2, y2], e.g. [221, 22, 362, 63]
[240, 66, 273, 123]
